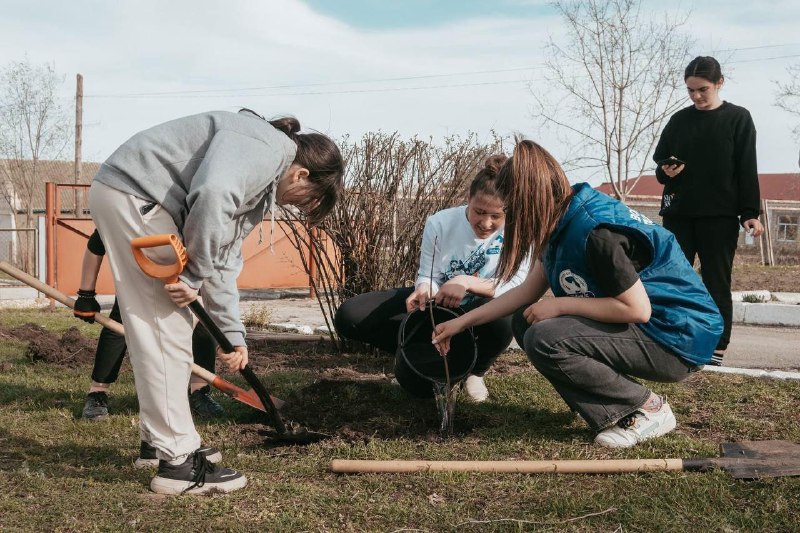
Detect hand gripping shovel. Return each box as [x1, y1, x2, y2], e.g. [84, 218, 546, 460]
[130, 234, 328, 445]
[330, 440, 800, 479]
[0, 260, 281, 415]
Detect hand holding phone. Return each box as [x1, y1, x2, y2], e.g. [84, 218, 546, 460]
[657, 156, 685, 167]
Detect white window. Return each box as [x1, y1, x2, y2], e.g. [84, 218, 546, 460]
[776, 214, 799, 242]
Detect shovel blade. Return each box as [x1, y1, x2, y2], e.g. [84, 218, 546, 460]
[718, 440, 800, 479]
[211, 377, 285, 412]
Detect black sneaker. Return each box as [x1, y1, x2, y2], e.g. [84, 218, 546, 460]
[135, 441, 222, 469]
[708, 351, 725, 366]
[189, 385, 226, 419]
[150, 450, 247, 495]
[82, 391, 109, 421]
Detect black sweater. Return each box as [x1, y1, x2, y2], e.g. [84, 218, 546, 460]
[652, 101, 760, 223]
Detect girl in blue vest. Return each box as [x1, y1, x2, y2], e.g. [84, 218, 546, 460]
[433, 140, 722, 448]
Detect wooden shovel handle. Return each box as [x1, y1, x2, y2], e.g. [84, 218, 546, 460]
[0, 261, 217, 387]
[330, 458, 687, 474]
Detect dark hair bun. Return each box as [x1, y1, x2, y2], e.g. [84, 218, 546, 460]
[268, 116, 301, 138]
[484, 154, 508, 177]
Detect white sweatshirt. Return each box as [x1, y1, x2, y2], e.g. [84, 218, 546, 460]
[414, 205, 530, 301]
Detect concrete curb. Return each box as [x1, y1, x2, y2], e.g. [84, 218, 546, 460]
[732, 301, 800, 327]
[702, 365, 800, 381]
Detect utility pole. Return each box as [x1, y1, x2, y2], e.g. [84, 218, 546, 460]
[74, 73, 83, 216]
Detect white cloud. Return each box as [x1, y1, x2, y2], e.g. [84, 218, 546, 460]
[0, 0, 797, 175]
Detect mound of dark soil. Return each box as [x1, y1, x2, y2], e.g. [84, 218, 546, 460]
[1, 323, 96, 367]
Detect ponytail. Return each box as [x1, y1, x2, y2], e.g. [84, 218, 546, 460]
[495, 140, 572, 282]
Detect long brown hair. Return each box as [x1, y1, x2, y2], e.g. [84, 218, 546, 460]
[495, 140, 572, 282]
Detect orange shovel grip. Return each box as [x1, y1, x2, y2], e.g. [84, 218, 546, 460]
[130, 233, 187, 283]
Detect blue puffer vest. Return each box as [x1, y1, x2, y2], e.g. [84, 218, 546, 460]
[542, 183, 723, 365]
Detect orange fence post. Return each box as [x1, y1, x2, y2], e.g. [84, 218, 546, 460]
[308, 226, 318, 299]
[45, 182, 56, 308]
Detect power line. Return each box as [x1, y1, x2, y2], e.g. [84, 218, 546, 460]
[87, 78, 532, 99]
[85, 49, 800, 100]
[86, 66, 545, 98]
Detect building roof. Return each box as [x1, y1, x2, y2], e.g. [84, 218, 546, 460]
[596, 173, 800, 201]
[0, 159, 101, 211]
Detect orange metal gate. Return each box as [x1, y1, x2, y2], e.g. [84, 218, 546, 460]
[45, 183, 324, 296]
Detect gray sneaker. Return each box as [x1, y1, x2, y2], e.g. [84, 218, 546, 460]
[189, 385, 226, 419]
[135, 441, 222, 469]
[150, 450, 247, 495]
[82, 391, 109, 421]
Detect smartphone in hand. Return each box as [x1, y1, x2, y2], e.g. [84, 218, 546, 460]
[657, 156, 685, 167]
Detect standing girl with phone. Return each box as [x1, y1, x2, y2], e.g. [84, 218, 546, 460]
[653, 56, 763, 365]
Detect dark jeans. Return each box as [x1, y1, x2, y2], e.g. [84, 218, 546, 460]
[90, 299, 216, 384]
[512, 312, 694, 431]
[663, 216, 740, 351]
[335, 287, 513, 397]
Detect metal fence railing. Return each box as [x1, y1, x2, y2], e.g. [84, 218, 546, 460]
[0, 227, 39, 282]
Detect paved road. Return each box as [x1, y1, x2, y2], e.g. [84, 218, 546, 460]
[725, 324, 799, 370]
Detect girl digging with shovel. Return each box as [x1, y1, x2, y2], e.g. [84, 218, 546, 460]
[432, 140, 723, 449]
[89, 108, 343, 494]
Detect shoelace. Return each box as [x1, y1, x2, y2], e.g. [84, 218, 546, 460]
[616, 412, 641, 429]
[183, 452, 212, 493]
[89, 392, 108, 408]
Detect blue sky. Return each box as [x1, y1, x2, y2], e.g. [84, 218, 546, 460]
[303, 0, 551, 28]
[1, 0, 799, 181]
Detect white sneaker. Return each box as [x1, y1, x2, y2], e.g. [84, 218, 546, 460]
[463, 374, 489, 403]
[594, 399, 676, 448]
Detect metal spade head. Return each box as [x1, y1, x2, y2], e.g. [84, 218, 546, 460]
[717, 440, 800, 479]
[685, 440, 800, 479]
[260, 422, 332, 445]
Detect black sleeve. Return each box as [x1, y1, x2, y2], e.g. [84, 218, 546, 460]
[586, 227, 652, 297]
[86, 229, 106, 256]
[733, 109, 760, 223]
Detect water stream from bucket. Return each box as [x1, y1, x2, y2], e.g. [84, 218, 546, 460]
[433, 382, 457, 436]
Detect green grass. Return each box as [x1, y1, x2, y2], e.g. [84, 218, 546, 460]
[1, 308, 799, 532]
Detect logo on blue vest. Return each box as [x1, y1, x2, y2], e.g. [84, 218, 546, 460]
[558, 269, 594, 297]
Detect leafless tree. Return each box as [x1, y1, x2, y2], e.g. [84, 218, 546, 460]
[532, 0, 693, 199]
[776, 63, 800, 144]
[0, 59, 72, 228]
[280, 132, 505, 348]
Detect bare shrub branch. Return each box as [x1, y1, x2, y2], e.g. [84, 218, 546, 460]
[280, 132, 505, 349]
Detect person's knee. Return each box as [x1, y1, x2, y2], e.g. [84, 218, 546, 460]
[521, 320, 567, 364]
[333, 300, 357, 338]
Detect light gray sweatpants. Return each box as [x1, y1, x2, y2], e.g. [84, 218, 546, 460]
[89, 181, 201, 460]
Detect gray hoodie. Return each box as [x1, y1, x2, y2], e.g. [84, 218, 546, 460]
[93, 109, 297, 346]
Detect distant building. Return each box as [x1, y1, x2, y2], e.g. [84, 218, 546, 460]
[0, 159, 100, 270]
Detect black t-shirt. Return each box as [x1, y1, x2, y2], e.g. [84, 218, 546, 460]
[87, 229, 106, 256]
[585, 227, 652, 297]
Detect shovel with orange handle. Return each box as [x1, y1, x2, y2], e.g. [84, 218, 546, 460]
[0, 260, 282, 414]
[130, 234, 329, 444]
